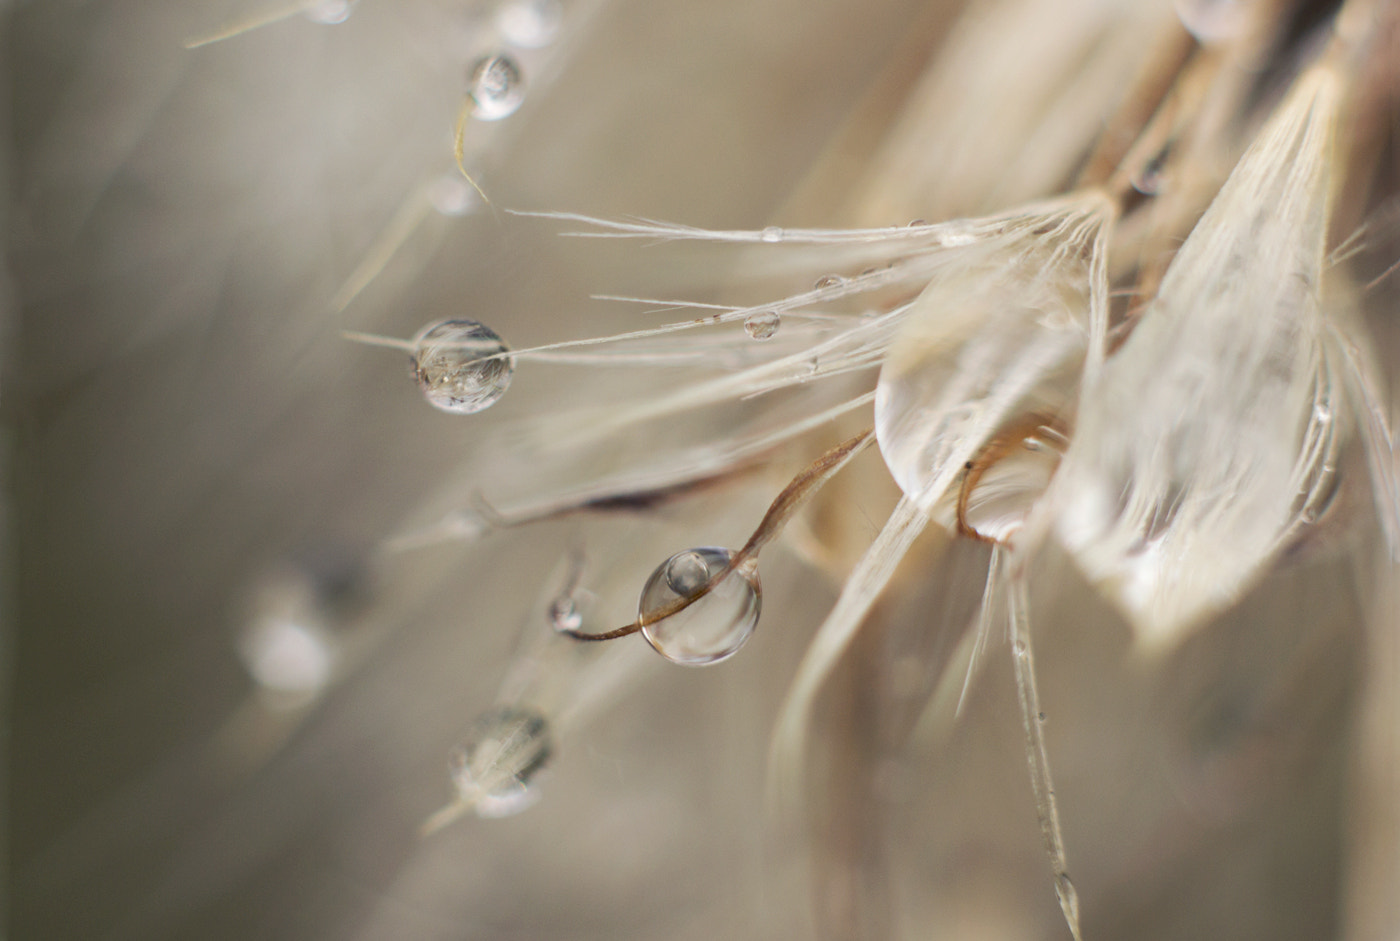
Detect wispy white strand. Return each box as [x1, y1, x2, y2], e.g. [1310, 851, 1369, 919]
[769, 496, 929, 811]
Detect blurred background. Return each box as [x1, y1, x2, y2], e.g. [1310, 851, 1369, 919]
[5, 1, 1397, 939]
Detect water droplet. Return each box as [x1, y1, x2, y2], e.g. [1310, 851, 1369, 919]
[638, 547, 761, 666]
[1013, 639, 1028, 658]
[496, 0, 562, 48]
[860, 267, 879, 277]
[547, 595, 582, 632]
[468, 54, 526, 121]
[450, 706, 552, 817]
[907, 219, 927, 227]
[1314, 402, 1332, 424]
[961, 424, 1068, 543]
[813, 274, 845, 289]
[426, 173, 478, 217]
[304, 0, 352, 24]
[240, 617, 334, 695]
[1038, 711, 1047, 722]
[744, 310, 780, 341]
[412, 319, 514, 414]
[760, 226, 782, 243]
[238, 564, 350, 700]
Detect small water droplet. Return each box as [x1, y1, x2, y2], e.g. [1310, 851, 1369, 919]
[413, 319, 514, 414]
[1314, 402, 1332, 424]
[468, 54, 525, 121]
[744, 310, 780, 341]
[760, 226, 782, 243]
[639, 547, 761, 666]
[813, 274, 845, 289]
[241, 617, 334, 695]
[450, 706, 552, 817]
[427, 173, 478, 217]
[547, 595, 582, 632]
[1038, 711, 1047, 722]
[304, 0, 352, 24]
[496, 0, 562, 48]
[907, 219, 927, 227]
[1013, 639, 1028, 657]
[860, 267, 879, 277]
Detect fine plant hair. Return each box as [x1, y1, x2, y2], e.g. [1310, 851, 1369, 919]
[7, 1, 1400, 941]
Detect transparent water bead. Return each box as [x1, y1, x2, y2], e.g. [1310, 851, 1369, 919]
[744, 310, 780, 341]
[760, 226, 782, 243]
[875, 261, 1088, 514]
[468, 54, 526, 121]
[303, 0, 351, 25]
[638, 547, 761, 666]
[240, 616, 334, 695]
[412, 319, 514, 414]
[961, 423, 1068, 544]
[449, 706, 553, 818]
[496, 0, 562, 49]
[547, 594, 583, 632]
[426, 173, 478, 217]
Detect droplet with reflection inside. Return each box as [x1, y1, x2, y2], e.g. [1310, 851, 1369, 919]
[449, 706, 552, 818]
[961, 423, 1068, 544]
[468, 54, 526, 121]
[744, 310, 780, 341]
[547, 594, 582, 632]
[412, 319, 514, 414]
[638, 547, 760, 666]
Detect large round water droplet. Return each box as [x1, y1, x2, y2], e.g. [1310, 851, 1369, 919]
[744, 310, 780, 341]
[496, 0, 562, 48]
[468, 54, 526, 121]
[875, 261, 1085, 512]
[638, 547, 760, 666]
[449, 706, 552, 818]
[412, 319, 514, 414]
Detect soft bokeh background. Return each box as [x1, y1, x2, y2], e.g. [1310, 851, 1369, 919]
[5, 1, 1396, 939]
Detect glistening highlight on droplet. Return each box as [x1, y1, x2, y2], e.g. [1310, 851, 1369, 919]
[637, 547, 761, 666]
[412, 319, 514, 414]
[468, 54, 526, 121]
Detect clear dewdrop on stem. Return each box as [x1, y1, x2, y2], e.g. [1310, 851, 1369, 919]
[468, 54, 526, 121]
[449, 705, 553, 818]
[744, 310, 781, 341]
[638, 547, 761, 666]
[412, 319, 514, 414]
[547, 594, 583, 633]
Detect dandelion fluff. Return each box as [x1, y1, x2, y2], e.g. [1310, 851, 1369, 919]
[1052, 67, 1344, 649]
